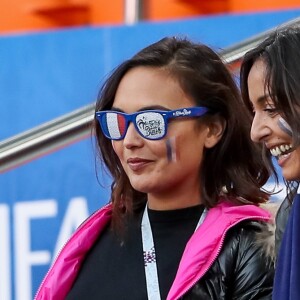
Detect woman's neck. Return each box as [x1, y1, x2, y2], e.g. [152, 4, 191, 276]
[147, 190, 202, 211]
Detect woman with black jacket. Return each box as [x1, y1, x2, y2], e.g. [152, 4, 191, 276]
[36, 36, 274, 300]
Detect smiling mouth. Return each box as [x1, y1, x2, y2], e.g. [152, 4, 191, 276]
[270, 144, 293, 158]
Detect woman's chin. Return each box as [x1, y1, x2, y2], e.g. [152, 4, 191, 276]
[282, 172, 300, 182]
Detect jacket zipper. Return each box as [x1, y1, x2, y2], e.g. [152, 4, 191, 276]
[174, 215, 270, 300]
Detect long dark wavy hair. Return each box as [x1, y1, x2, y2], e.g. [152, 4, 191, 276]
[94, 36, 270, 229]
[240, 26, 300, 198]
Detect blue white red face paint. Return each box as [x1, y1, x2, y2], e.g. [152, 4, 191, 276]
[278, 117, 293, 137]
[166, 137, 177, 162]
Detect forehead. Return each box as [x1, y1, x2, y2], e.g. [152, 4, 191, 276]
[113, 66, 195, 112]
[247, 59, 276, 108]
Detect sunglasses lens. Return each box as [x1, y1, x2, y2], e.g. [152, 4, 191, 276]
[101, 112, 127, 139]
[136, 112, 165, 139]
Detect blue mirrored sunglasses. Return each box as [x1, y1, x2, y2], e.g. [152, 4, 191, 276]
[95, 106, 209, 140]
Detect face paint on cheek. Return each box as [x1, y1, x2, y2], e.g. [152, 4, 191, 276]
[166, 137, 177, 162]
[278, 117, 293, 136]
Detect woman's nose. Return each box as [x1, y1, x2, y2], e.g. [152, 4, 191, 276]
[123, 122, 144, 148]
[250, 113, 271, 143]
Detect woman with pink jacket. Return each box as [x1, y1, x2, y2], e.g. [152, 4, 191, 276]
[36, 37, 274, 300]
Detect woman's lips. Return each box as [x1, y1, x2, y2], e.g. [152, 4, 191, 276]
[127, 158, 152, 171]
[277, 151, 292, 167]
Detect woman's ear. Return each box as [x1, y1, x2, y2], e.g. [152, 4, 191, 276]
[204, 116, 226, 149]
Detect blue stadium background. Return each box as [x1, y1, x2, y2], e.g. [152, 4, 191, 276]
[0, 9, 298, 300]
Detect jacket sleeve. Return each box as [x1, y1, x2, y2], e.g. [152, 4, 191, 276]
[231, 222, 275, 300]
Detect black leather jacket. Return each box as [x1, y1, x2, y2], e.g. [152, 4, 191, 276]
[182, 221, 274, 299]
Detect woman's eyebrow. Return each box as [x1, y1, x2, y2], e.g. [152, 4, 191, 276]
[137, 105, 169, 111]
[110, 105, 170, 112]
[256, 94, 270, 105]
[110, 107, 124, 112]
[256, 94, 276, 107]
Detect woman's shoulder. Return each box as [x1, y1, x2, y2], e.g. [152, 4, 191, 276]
[224, 219, 276, 264]
[215, 220, 275, 286]
[194, 219, 275, 299]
